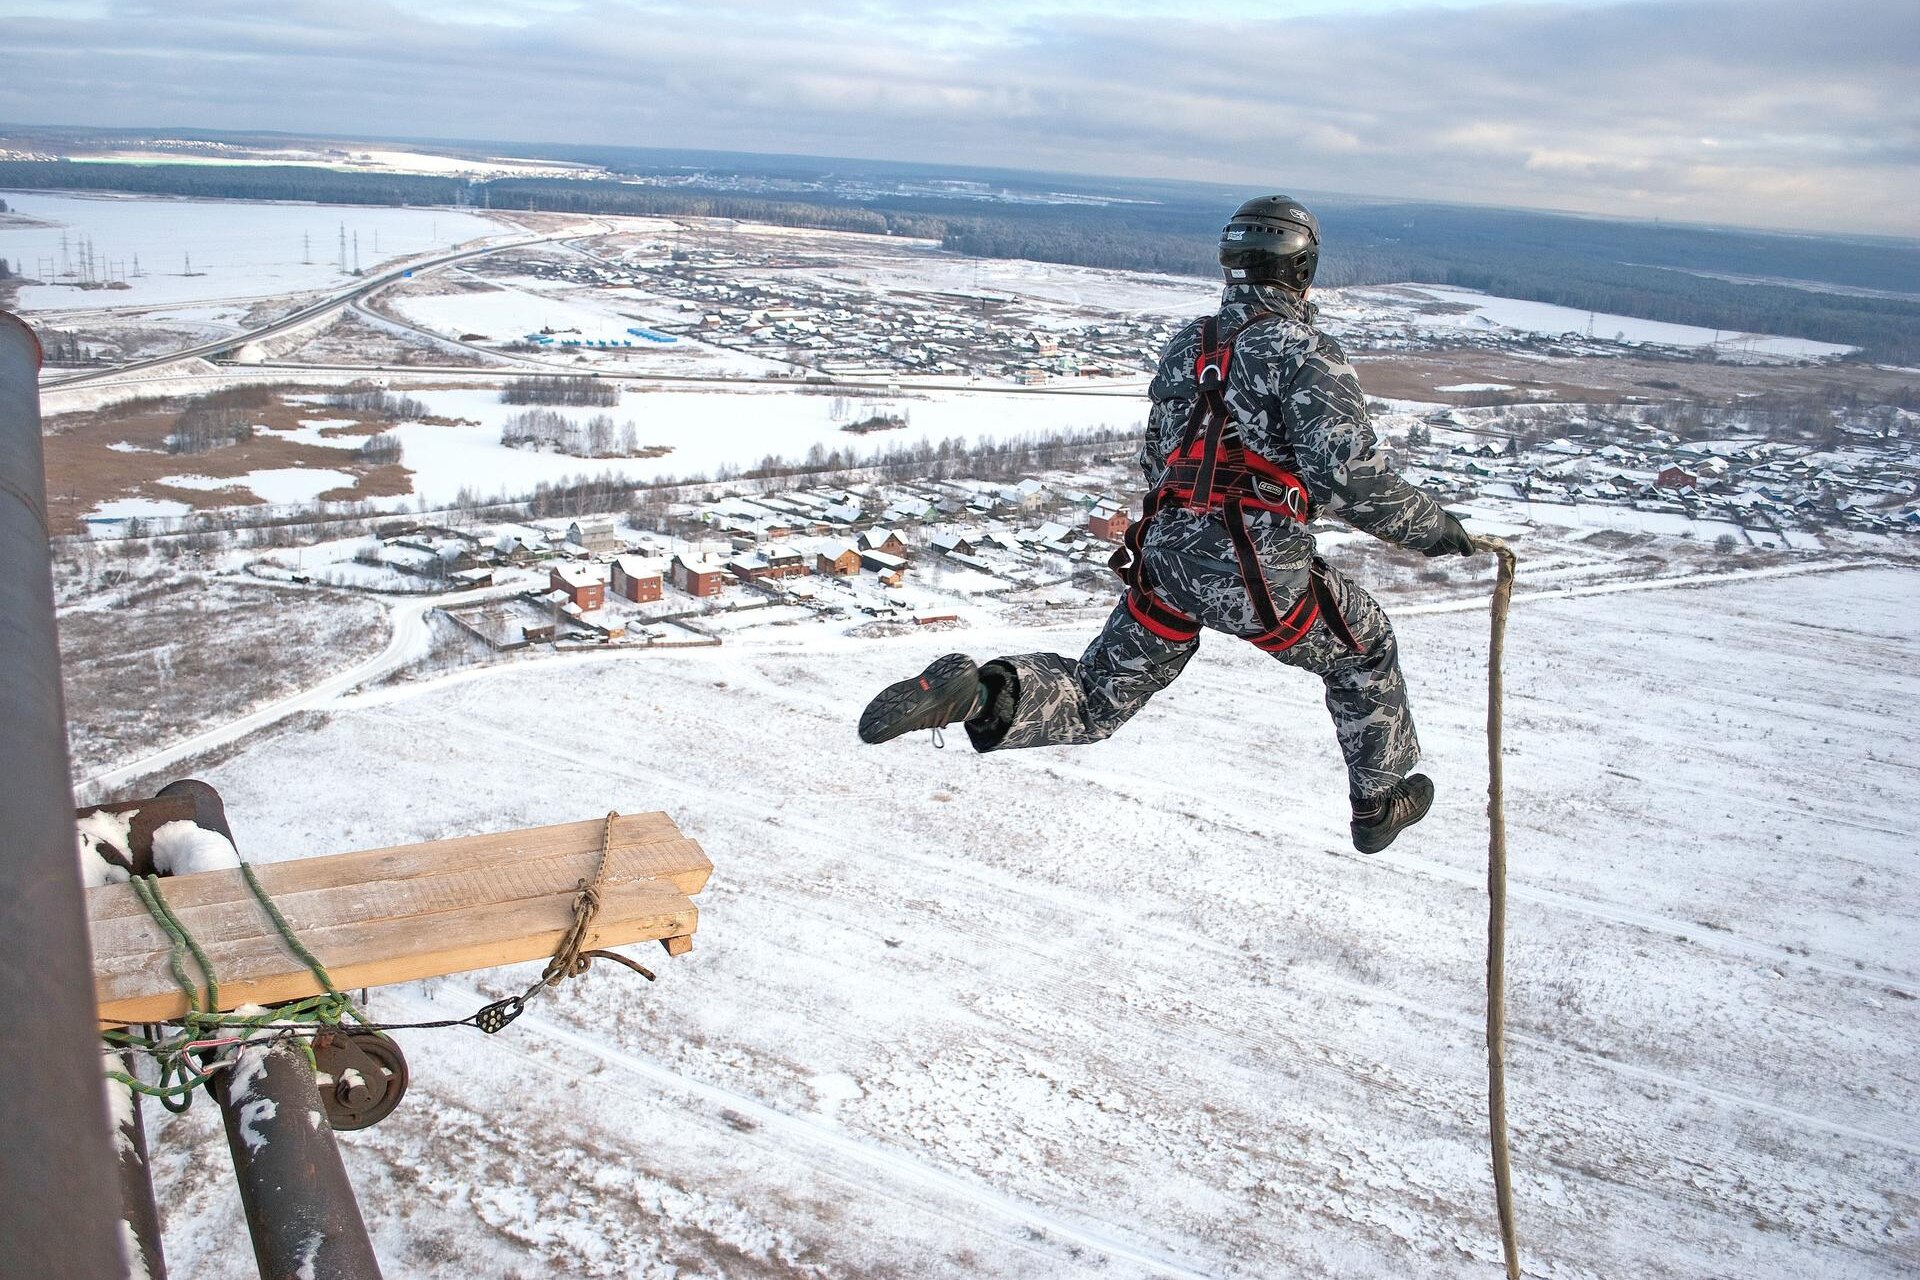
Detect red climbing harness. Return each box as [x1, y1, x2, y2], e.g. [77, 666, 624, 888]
[1111, 311, 1361, 655]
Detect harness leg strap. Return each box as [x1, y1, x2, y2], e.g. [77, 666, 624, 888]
[1225, 497, 1323, 654]
[1311, 560, 1366, 654]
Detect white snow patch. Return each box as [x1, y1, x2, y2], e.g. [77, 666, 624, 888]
[159, 468, 355, 506]
[88, 497, 193, 520]
[808, 1071, 864, 1118]
[149, 821, 241, 875]
[76, 808, 135, 887]
[1400, 284, 1856, 357]
[117, 1219, 151, 1280]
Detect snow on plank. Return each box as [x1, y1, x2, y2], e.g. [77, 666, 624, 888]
[89, 813, 711, 1026]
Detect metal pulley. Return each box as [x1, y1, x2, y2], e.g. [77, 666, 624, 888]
[311, 1029, 409, 1130]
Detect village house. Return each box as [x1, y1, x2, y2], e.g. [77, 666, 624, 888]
[1088, 503, 1130, 541]
[725, 553, 767, 582]
[858, 527, 908, 557]
[449, 567, 495, 590]
[861, 548, 909, 576]
[610, 555, 664, 603]
[670, 553, 729, 598]
[763, 545, 807, 577]
[548, 563, 606, 611]
[1656, 466, 1699, 490]
[562, 515, 622, 555]
[816, 542, 861, 576]
[930, 531, 976, 557]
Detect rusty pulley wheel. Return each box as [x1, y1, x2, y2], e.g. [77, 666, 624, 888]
[311, 1029, 409, 1130]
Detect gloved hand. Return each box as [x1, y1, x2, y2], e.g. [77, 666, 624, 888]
[1424, 512, 1478, 558]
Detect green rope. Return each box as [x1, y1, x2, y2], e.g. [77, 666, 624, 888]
[106, 863, 365, 1106]
[129, 874, 218, 1016]
[240, 860, 349, 1003]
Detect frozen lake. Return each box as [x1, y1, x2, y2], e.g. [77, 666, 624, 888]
[0, 192, 503, 310]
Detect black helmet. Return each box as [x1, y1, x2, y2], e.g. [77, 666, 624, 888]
[1219, 195, 1319, 292]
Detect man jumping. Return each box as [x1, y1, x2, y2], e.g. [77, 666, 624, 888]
[857, 196, 1480, 854]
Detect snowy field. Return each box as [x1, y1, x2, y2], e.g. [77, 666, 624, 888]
[138, 562, 1919, 1278]
[291, 386, 1142, 506]
[387, 276, 669, 347]
[785, 249, 1222, 318]
[1372, 284, 1857, 359]
[0, 192, 503, 309]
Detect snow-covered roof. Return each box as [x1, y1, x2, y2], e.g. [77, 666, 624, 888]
[613, 554, 663, 578]
[552, 563, 605, 589]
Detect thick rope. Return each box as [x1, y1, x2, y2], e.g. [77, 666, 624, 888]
[1473, 534, 1522, 1279]
[543, 810, 620, 985]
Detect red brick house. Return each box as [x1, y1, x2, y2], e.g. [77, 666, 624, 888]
[1088, 502, 1130, 542]
[610, 555, 663, 603]
[763, 545, 808, 579]
[816, 543, 861, 576]
[549, 563, 605, 611]
[671, 554, 728, 598]
[1656, 466, 1698, 490]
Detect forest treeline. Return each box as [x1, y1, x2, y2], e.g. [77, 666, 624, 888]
[4, 159, 1916, 361]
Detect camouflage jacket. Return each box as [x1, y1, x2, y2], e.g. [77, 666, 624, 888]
[1141, 283, 1451, 557]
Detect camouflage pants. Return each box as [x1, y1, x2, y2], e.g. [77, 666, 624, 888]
[965, 562, 1419, 800]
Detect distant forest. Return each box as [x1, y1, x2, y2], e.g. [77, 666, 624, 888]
[4, 156, 1918, 362]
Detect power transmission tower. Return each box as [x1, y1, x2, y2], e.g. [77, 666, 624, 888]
[303, 233, 312, 265]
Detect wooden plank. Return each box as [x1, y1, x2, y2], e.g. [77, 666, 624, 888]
[88, 813, 710, 922]
[90, 813, 710, 1026]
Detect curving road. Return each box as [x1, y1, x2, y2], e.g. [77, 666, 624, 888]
[40, 220, 606, 391]
[81, 580, 521, 798]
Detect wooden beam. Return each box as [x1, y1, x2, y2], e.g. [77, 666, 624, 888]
[91, 813, 710, 1027]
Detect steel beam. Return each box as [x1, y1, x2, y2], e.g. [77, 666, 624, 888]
[210, 1037, 385, 1280]
[180, 780, 384, 1280]
[110, 1053, 169, 1280]
[0, 310, 127, 1276]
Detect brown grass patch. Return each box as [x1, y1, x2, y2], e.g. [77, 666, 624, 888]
[40, 391, 430, 530]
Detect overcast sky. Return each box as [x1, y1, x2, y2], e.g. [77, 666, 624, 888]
[2, 0, 1914, 237]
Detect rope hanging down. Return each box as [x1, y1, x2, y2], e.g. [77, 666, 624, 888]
[1473, 534, 1523, 1280]
[106, 810, 652, 1104]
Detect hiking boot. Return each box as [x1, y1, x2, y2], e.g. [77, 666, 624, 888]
[1350, 774, 1435, 854]
[858, 654, 983, 744]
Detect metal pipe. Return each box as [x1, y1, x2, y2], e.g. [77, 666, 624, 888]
[182, 780, 383, 1280]
[157, 777, 235, 841]
[111, 1053, 169, 1280]
[0, 310, 127, 1276]
[210, 1037, 385, 1280]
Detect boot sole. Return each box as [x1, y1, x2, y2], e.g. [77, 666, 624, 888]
[858, 654, 979, 744]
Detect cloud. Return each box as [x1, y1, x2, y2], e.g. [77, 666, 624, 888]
[0, 0, 1913, 235]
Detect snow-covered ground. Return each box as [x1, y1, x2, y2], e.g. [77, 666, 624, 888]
[1378, 284, 1857, 359]
[0, 192, 502, 309]
[158, 467, 356, 504]
[387, 277, 662, 347]
[322, 386, 1141, 505]
[133, 560, 1919, 1278]
[786, 251, 1221, 318]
